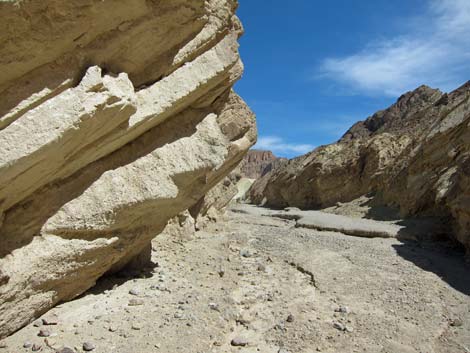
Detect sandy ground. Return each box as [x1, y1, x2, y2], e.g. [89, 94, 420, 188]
[1, 203, 469, 353]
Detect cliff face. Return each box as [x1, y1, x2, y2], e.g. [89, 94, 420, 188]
[251, 83, 470, 253]
[0, 0, 256, 338]
[239, 149, 286, 179]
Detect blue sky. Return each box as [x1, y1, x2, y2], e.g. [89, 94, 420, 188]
[235, 0, 470, 158]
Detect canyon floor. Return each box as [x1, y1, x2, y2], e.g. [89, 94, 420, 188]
[2, 204, 470, 353]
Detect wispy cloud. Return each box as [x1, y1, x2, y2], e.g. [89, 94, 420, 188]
[254, 136, 314, 157]
[319, 0, 470, 96]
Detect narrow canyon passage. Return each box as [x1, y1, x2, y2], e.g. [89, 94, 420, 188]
[3, 205, 469, 353]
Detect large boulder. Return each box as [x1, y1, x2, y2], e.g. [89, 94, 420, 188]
[0, 0, 256, 338]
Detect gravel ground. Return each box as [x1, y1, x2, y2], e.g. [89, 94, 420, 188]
[2, 204, 469, 353]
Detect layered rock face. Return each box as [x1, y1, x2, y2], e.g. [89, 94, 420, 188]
[0, 0, 256, 338]
[239, 150, 275, 178]
[251, 83, 470, 253]
[239, 149, 286, 179]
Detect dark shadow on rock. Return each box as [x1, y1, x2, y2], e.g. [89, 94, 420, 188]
[362, 193, 402, 221]
[392, 239, 470, 296]
[76, 260, 159, 299]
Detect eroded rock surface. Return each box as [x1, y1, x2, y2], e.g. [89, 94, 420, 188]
[251, 83, 470, 253]
[0, 0, 256, 338]
[239, 150, 286, 179]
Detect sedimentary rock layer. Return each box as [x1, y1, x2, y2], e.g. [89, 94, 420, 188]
[0, 0, 256, 338]
[239, 149, 285, 179]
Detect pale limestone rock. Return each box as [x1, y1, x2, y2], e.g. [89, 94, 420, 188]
[0, 0, 256, 338]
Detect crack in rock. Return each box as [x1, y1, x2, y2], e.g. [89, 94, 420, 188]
[286, 260, 318, 289]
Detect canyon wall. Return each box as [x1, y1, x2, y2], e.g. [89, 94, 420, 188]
[0, 0, 256, 338]
[251, 83, 470, 253]
[239, 150, 284, 179]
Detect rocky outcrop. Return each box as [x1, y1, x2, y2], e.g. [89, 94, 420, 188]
[251, 83, 470, 253]
[0, 0, 256, 338]
[239, 149, 286, 179]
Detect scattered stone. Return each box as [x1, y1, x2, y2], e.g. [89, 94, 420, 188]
[108, 325, 118, 332]
[128, 298, 144, 306]
[231, 337, 249, 347]
[240, 249, 253, 258]
[286, 314, 294, 323]
[83, 342, 96, 351]
[174, 312, 183, 319]
[333, 322, 346, 331]
[257, 263, 266, 272]
[31, 344, 42, 352]
[129, 288, 141, 296]
[218, 268, 225, 277]
[0, 341, 6, 349]
[42, 315, 59, 325]
[57, 347, 75, 353]
[38, 328, 52, 337]
[345, 325, 354, 333]
[208, 303, 220, 311]
[33, 320, 43, 327]
[132, 322, 142, 330]
[335, 306, 350, 314]
[450, 318, 463, 327]
[44, 337, 59, 350]
[23, 341, 33, 348]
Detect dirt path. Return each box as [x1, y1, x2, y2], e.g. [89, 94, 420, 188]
[2, 204, 469, 353]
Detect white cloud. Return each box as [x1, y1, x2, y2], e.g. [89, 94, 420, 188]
[319, 0, 470, 96]
[254, 136, 314, 157]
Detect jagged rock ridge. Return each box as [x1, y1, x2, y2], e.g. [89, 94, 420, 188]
[251, 82, 470, 254]
[0, 0, 256, 338]
[239, 149, 287, 179]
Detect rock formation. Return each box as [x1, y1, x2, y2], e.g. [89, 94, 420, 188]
[251, 83, 470, 253]
[239, 150, 286, 179]
[0, 0, 256, 338]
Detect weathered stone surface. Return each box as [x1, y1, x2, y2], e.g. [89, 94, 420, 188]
[0, 0, 256, 338]
[239, 150, 286, 179]
[272, 209, 404, 238]
[251, 83, 470, 253]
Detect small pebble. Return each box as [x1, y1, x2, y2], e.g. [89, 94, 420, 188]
[240, 249, 253, 258]
[128, 298, 144, 306]
[83, 342, 96, 351]
[23, 341, 32, 348]
[42, 315, 59, 325]
[132, 322, 142, 330]
[450, 318, 463, 327]
[231, 336, 249, 347]
[0, 341, 6, 349]
[129, 289, 141, 296]
[335, 306, 350, 314]
[38, 328, 52, 337]
[33, 320, 43, 327]
[31, 344, 42, 352]
[333, 322, 346, 331]
[286, 314, 294, 323]
[209, 303, 220, 311]
[57, 347, 75, 353]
